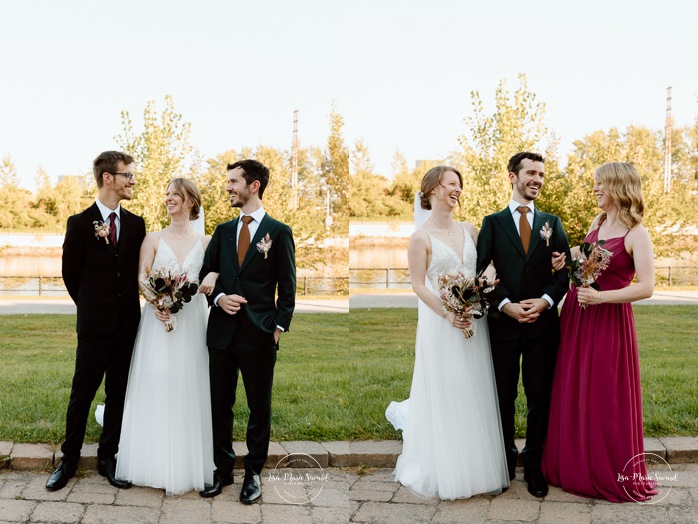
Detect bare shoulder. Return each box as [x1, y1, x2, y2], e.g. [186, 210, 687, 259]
[410, 228, 429, 243]
[142, 231, 159, 247]
[201, 235, 212, 250]
[459, 221, 478, 242]
[460, 221, 478, 235]
[588, 213, 603, 234]
[627, 223, 651, 242]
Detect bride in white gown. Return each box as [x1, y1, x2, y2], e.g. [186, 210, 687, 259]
[386, 166, 509, 500]
[116, 178, 217, 495]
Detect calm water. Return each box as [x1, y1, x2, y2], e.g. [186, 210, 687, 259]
[350, 245, 411, 289]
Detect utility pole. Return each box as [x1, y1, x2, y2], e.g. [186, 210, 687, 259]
[291, 109, 299, 209]
[664, 86, 673, 193]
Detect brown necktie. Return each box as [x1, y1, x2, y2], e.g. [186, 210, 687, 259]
[518, 206, 531, 254]
[108, 212, 118, 247]
[237, 215, 254, 266]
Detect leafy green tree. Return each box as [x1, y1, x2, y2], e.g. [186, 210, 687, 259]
[115, 95, 196, 231]
[0, 155, 39, 228]
[349, 140, 393, 217]
[451, 74, 553, 225]
[197, 145, 330, 270]
[322, 106, 349, 234]
[551, 125, 693, 257]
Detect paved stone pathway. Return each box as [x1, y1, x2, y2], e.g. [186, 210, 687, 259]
[2, 465, 696, 523]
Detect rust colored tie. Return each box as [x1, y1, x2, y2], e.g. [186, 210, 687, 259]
[108, 212, 118, 247]
[518, 206, 531, 254]
[237, 215, 254, 266]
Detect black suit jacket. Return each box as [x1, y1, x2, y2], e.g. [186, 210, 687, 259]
[62, 203, 146, 336]
[476, 207, 570, 341]
[201, 214, 296, 350]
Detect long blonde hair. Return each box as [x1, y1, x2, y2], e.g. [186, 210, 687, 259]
[595, 162, 644, 229]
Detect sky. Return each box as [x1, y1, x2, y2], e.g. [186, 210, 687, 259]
[1, 0, 697, 192]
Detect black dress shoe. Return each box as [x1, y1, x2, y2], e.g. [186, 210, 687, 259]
[97, 459, 131, 489]
[46, 461, 76, 491]
[199, 472, 234, 498]
[524, 468, 548, 497]
[240, 473, 262, 505]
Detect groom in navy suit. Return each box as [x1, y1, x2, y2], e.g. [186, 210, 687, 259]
[200, 159, 296, 503]
[477, 152, 570, 498]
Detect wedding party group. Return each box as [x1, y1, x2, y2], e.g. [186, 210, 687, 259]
[386, 152, 657, 504]
[45, 151, 296, 504]
[44, 147, 656, 506]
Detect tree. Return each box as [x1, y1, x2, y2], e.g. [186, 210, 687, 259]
[196, 145, 330, 270]
[322, 106, 349, 234]
[115, 95, 197, 231]
[550, 125, 694, 257]
[0, 155, 38, 228]
[349, 140, 395, 217]
[452, 74, 553, 225]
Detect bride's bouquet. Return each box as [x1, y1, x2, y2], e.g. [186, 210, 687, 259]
[438, 271, 499, 339]
[141, 268, 199, 332]
[567, 240, 613, 309]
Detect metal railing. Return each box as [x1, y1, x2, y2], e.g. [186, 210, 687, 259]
[0, 276, 349, 297]
[350, 266, 698, 289]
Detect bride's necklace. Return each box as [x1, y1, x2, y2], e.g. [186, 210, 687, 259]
[168, 225, 193, 241]
[429, 218, 455, 235]
[601, 219, 625, 238]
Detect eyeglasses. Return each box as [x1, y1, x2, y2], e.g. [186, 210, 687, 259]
[110, 172, 136, 181]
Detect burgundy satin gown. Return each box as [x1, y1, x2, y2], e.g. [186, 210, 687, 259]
[542, 228, 657, 502]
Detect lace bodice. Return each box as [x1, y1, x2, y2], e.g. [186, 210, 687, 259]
[425, 227, 477, 292]
[151, 237, 205, 282]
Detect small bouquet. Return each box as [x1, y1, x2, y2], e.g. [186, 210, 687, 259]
[256, 233, 272, 259]
[141, 269, 199, 332]
[438, 271, 499, 339]
[567, 240, 613, 309]
[93, 220, 110, 244]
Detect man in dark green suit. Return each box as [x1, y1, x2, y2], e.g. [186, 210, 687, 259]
[199, 159, 295, 503]
[476, 152, 570, 498]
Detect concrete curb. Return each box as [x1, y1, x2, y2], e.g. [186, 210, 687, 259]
[2, 437, 697, 472]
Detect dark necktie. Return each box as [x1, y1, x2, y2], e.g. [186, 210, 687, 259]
[238, 215, 254, 266]
[518, 206, 531, 254]
[108, 212, 118, 247]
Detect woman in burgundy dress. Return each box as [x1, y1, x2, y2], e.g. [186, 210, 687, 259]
[543, 162, 657, 502]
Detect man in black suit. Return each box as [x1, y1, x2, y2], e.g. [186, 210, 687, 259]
[476, 152, 570, 497]
[199, 159, 296, 503]
[47, 151, 146, 491]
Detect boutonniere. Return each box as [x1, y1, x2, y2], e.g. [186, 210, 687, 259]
[256, 233, 272, 259]
[93, 220, 110, 244]
[540, 222, 552, 246]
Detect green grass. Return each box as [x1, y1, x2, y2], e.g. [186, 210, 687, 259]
[0, 307, 696, 444]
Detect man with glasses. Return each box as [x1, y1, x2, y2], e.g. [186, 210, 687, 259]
[47, 151, 146, 491]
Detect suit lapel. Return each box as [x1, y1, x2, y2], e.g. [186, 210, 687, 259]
[526, 209, 546, 260]
[117, 208, 131, 252]
[230, 217, 241, 270]
[496, 208, 527, 258]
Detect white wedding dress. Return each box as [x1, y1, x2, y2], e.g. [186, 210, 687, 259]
[116, 236, 214, 495]
[386, 228, 509, 499]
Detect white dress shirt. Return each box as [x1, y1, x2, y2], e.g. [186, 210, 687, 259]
[235, 206, 266, 250]
[498, 200, 554, 311]
[95, 199, 121, 241]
